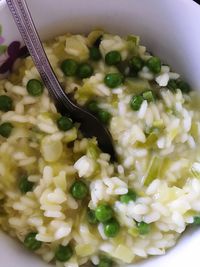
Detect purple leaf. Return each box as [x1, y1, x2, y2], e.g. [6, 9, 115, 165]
[7, 41, 20, 57]
[19, 46, 29, 58]
[0, 41, 29, 74]
[0, 57, 14, 73]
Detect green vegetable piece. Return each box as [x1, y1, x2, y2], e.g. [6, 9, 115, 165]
[26, 79, 44, 96]
[87, 209, 98, 224]
[0, 95, 13, 111]
[95, 204, 113, 222]
[19, 175, 34, 193]
[120, 189, 137, 204]
[77, 63, 93, 79]
[167, 80, 177, 90]
[89, 47, 101, 61]
[193, 216, 200, 225]
[138, 131, 158, 149]
[128, 227, 139, 237]
[0, 122, 13, 138]
[70, 180, 88, 200]
[86, 100, 99, 113]
[146, 57, 161, 74]
[103, 218, 120, 238]
[61, 59, 78, 76]
[142, 90, 155, 102]
[176, 80, 191, 93]
[24, 232, 42, 251]
[98, 256, 113, 267]
[126, 34, 140, 46]
[130, 95, 143, 111]
[105, 50, 121, 65]
[129, 56, 144, 72]
[97, 109, 111, 124]
[104, 73, 124, 88]
[125, 78, 151, 94]
[152, 120, 164, 129]
[144, 156, 162, 186]
[55, 244, 73, 262]
[57, 116, 73, 131]
[87, 142, 101, 159]
[137, 221, 151, 235]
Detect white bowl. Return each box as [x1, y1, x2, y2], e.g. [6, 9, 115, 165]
[1, 0, 200, 266]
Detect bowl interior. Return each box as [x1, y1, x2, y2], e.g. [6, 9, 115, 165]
[1, 0, 200, 266]
[1, 0, 200, 87]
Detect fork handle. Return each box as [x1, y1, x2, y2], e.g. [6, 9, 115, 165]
[6, 0, 76, 113]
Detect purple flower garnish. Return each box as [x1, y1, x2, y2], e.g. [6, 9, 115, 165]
[0, 41, 29, 74]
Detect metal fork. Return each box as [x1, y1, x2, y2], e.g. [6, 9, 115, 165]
[6, 0, 115, 160]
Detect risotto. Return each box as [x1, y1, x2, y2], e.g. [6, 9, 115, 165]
[1, 30, 200, 267]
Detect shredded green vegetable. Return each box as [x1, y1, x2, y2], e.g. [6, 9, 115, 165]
[144, 156, 163, 186]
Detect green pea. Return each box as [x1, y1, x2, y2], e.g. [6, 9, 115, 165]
[77, 63, 93, 79]
[19, 176, 34, 193]
[103, 218, 120, 238]
[193, 216, 200, 225]
[176, 80, 191, 93]
[167, 80, 177, 90]
[98, 256, 113, 267]
[61, 59, 78, 76]
[57, 116, 73, 131]
[130, 95, 143, 111]
[86, 100, 99, 114]
[70, 180, 88, 200]
[129, 56, 144, 72]
[97, 109, 111, 125]
[95, 204, 113, 222]
[142, 90, 155, 102]
[87, 209, 98, 224]
[0, 122, 13, 138]
[0, 95, 13, 112]
[104, 73, 124, 88]
[26, 79, 44, 96]
[24, 232, 42, 251]
[105, 51, 121, 65]
[89, 47, 101, 61]
[120, 189, 137, 204]
[137, 221, 151, 235]
[55, 244, 73, 262]
[146, 57, 161, 74]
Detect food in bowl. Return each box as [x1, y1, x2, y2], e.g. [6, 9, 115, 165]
[0, 30, 200, 267]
